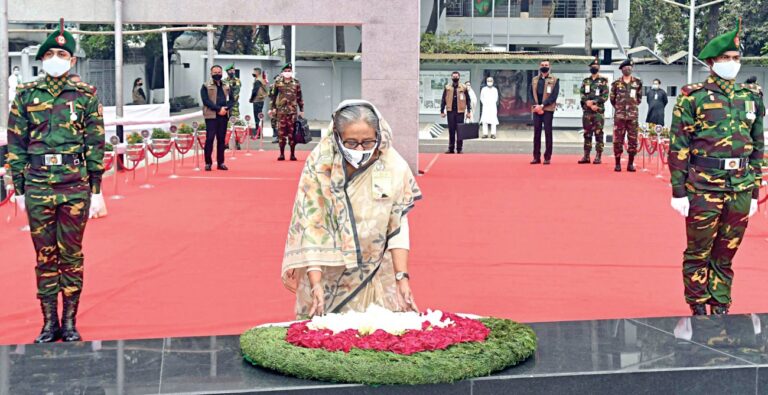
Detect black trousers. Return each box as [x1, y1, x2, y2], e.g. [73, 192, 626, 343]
[447, 111, 465, 152]
[204, 116, 228, 165]
[532, 111, 554, 161]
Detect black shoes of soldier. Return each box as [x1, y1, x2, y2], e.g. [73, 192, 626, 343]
[627, 154, 636, 172]
[290, 155, 297, 161]
[614, 156, 622, 172]
[711, 305, 729, 315]
[205, 164, 212, 171]
[34, 296, 61, 343]
[217, 164, 229, 171]
[445, 150, 455, 154]
[543, 159, 550, 165]
[61, 294, 82, 342]
[690, 304, 708, 316]
[530, 159, 541, 164]
[593, 152, 602, 164]
[578, 152, 591, 164]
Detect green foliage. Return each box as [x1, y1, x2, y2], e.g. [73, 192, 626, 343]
[126, 133, 144, 144]
[420, 30, 478, 54]
[105, 143, 114, 151]
[151, 128, 171, 139]
[176, 124, 194, 134]
[719, 1, 768, 56]
[240, 318, 537, 385]
[629, 0, 688, 57]
[196, 122, 207, 131]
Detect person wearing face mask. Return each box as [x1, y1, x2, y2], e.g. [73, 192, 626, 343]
[131, 77, 146, 105]
[579, 58, 609, 164]
[6, 19, 106, 343]
[645, 79, 668, 129]
[225, 64, 242, 118]
[440, 71, 472, 154]
[249, 67, 269, 136]
[8, 66, 22, 106]
[200, 64, 234, 171]
[530, 60, 559, 164]
[269, 63, 304, 161]
[668, 20, 764, 316]
[479, 76, 499, 139]
[282, 100, 422, 318]
[609, 57, 643, 172]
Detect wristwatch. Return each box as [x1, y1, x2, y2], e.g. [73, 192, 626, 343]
[395, 272, 410, 281]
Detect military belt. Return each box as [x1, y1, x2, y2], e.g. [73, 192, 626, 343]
[29, 153, 85, 168]
[690, 155, 748, 171]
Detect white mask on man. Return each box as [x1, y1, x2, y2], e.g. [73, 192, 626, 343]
[486, 80, 494, 87]
[712, 61, 741, 81]
[42, 57, 71, 78]
[282, 71, 293, 79]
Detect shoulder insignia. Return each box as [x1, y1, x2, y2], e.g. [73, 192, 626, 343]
[680, 83, 705, 97]
[73, 82, 95, 95]
[739, 83, 762, 96]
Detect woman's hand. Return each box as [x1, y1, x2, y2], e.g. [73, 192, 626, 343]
[396, 279, 419, 312]
[308, 284, 325, 317]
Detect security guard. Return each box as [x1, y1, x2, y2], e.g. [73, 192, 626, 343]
[668, 20, 764, 316]
[268, 63, 304, 161]
[579, 58, 609, 164]
[6, 19, 105, 342]
[610, 57, 643, 172]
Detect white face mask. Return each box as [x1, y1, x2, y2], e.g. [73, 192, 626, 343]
[42, 56, 71, 78]
[652, 84, 660, 90]
[338, 136, 378, 169]
[487, 80, 493, 86]
[712, 61, 741, 81]
[282, 71, 293, 79]
[13, 69, 19, 76]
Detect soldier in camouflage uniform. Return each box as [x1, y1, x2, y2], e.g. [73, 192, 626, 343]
[268, 63, 304, 161]
[225, 64, 242, 118]
[668, 21, 764, 316]
[6, 20, 105, 342]
[579, 58, 610, 164]
[610, 58, 643, 172]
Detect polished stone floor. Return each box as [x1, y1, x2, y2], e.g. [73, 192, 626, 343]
[1, 314, 766, 394]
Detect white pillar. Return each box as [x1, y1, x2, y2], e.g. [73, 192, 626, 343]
[114, 0, 124, 116]
[686, 0, 696, 84]
[207, 25, 215, 74]
[0, 0, 9, 126]
[162, 31, 170, 105]
[291, 25, 296, 77]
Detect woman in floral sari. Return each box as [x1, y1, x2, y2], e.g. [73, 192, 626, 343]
[282, 100, 422, 318]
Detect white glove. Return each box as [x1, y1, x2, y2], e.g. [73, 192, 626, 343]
[13, 193, 26, 212]
[749, 198, 758, 218]
[89, 193, 105, 219]
[670, 197, 690, 217]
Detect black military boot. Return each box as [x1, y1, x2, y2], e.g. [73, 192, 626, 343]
[277, 143, 286, 161]
[690, 304, 708, 316]
[289, 145, 297, 161]
[577, 150, 591, 164]
[61, 294, 82, 342]
[593, 151, 602, 164]
[710, 305, 729, 315]
[34, 295, 61, 343]
[614, 156, 622, 172]
[627, 154, 636, 172]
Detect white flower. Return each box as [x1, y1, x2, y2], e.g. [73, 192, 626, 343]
[306, 304, 454, 335]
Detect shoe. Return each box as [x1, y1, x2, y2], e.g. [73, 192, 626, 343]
[445, 150, 455, 154]
[614, 156, 622, 172]
[543, 159, 551, 165]
[710, 305, 729, 315]
[205, 164, 212, 171]
[290, 155, 297, 161]
[217, 164, 229, 170]
[578, 151, 591, 164]
[530, 159, 541, 164]
[593, 152, 602, 164]
[482, 135, 488, 139]
[627, 154, 636, 172]
[61, 294, 82, 342]
[457, 150, 463, 154]
[491, 135, 496, 139]
[277, 155, 285, 161]
[690, 304, 708, 316]
[33, 295, 61, 343]
[271, 138, 279, 144]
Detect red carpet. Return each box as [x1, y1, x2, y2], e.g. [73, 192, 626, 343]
[1, 151, 767, 345]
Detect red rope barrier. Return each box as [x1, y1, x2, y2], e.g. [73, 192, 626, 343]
[658, 141, 669, 166]
[0, 190, 13, 207]
[234, 127, 247, 144]
[147, 140, 173, 159]
[123, 144, 146, 170]
[196, 132, 206, 148]
[104, 152, 115, 172]
[174, 135, 195, 155]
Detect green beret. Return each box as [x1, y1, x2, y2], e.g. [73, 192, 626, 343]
[35, 19, 76, 60]
[698, 21, 741, 60]
[619, 58, 633, 69]
[281, 62, 293, 71]
[590, 57, 600, 67]
[225, 63, 235, 71]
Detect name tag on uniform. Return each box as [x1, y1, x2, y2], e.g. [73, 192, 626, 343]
[595, 88, 600, 96]
[629, 90, 636, 99]
[546, 86, 552, 94]
[27, 103, 52, 112]
[702, 102, 723, 110]
[372, 170, 392, 200]
[585, 85, 590, 94]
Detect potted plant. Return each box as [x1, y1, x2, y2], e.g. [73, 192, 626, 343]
[126, 133, 145, 162]
[150, 128, 172, 157]
[175, 124, 195, 152]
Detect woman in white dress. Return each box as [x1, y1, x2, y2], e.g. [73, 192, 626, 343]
[464, 80, 478, 123]
[479, 77, 500, 139]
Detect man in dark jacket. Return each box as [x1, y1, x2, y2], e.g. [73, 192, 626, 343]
[645, 78, 668, 127]
[200, 65, 234, 171]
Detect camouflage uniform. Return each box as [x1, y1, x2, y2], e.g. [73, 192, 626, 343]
[610, 76, 643, 156]
[228, 77, 242, 118]
[580, 74, 610, 157]
[270, 75, 304, 158]
[7, 75, 105, 299]
[669, 75, 764, 311]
